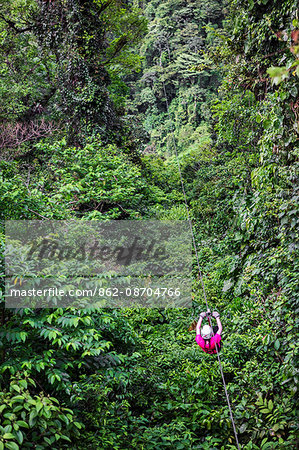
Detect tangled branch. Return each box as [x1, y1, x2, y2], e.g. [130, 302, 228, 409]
[0, 119, 60, 149]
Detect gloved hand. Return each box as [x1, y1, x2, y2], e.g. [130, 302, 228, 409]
[199, 312, 206, 318]
[212, 311, 220, 318]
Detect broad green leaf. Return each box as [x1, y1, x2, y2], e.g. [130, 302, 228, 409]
[5, 443, 19, 450]
[16, 421, 28, 429]
[15, 430, 23, 445]
[11, 385, 21, 393]
[2, 433, 15, 439]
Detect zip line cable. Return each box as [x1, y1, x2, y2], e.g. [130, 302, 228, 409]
[159, 48, 240, 450]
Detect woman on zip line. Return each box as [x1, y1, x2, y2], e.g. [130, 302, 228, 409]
[196, 310, 222, 354]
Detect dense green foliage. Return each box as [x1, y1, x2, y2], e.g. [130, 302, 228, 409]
[127, 0, 223, 156]
[0, 0, 146, 146]
[0, 0, 298, 449]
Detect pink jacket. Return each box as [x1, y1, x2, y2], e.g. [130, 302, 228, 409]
[196, 334, 221, 354]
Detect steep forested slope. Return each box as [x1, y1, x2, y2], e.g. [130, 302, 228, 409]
[127, 0, 223, 156]
[0, 0, 298, 449]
